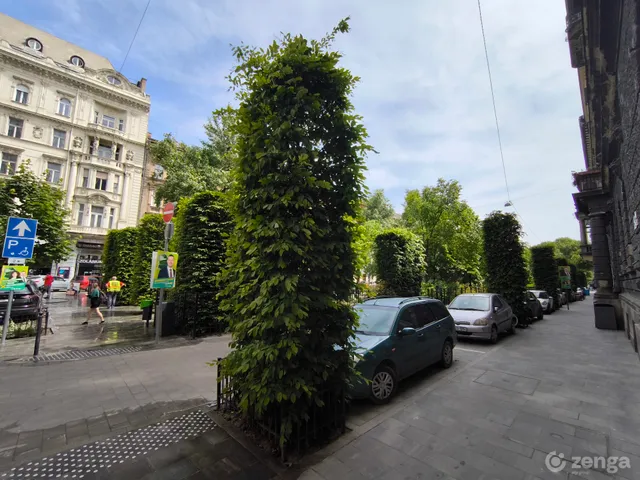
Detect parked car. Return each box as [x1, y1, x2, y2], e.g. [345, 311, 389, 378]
[351, 296, 457, 404]
[0, 281, 45, 323]
[557, 289, 568, 306]
[529, 290, 553, 314]
[525, 291, 544, 320]
[576, 288, 585, 301]
[448, 293, 517, 344]
[27, 275, 71, 292]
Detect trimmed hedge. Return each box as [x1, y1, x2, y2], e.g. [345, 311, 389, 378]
[172, 191, 232, 334]
[101, 227, 138, 304]
[482, 212, 528, 322]
[374, 228, 425, 297]
[131, 214, 165, 303]
[531, 245, 559, 310]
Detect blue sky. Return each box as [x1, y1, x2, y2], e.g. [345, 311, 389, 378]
[2, 0, 585, 243]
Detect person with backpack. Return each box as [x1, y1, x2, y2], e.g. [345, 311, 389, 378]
[82, 280, 105, 325]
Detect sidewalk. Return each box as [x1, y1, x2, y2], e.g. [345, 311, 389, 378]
[298, 297, 640, 480]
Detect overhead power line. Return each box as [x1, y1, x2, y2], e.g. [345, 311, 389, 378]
[118, 0, 153, 73]
[476, 0, 541, 243]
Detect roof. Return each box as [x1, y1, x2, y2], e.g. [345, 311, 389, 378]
[359, 297, 442, 307]
[453, 293, 493, 297]
[0, 13, 114, 71]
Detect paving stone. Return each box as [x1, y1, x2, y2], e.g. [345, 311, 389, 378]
[42, 434, 67, 453]
[474, 371, 540, 395]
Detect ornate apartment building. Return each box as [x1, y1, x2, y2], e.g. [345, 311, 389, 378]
[0, 13, 151, 279]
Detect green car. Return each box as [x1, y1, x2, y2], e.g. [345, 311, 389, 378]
[351, 296, 457, 404]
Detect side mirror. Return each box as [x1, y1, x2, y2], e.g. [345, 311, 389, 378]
[399, 327, 417, 336]
[493, 306, 499, 312]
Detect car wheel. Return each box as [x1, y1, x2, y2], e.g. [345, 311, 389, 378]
[489, 325, 499, 344]
[370, 365, 397, 404]
[440, 340, 453, 369]
[508, 315, 518, 334]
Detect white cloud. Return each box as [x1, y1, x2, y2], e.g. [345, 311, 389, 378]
[6, 0, 585, 242]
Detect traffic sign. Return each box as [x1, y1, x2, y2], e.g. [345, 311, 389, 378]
[162, 202, 175, 223]
[2, 216, 38, 259]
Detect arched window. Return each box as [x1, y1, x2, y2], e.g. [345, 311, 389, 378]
[26, 38, 43, 52]
[14, 84, 29, 104]
[70, 56, 85, 68]
[106, 75, 121, 86]
[58, 98, 72, 117]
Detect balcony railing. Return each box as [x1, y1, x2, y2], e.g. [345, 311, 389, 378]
[573, 169, 603, 193]
[86, 121, 125, 137]
[74, 187, 122, 203]
[68, 225, 109, 236]
[80, 154, 125, 172]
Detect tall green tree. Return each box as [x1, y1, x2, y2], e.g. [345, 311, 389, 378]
[101, 228, 138, 304]
[149, 109, 237, 205]
[131, 214, 164, 303]
[217, 18, 371, 447]
[531, 245, 559, 309]
[374, 228, 425, 296]
[0, 161, 72, 269]
[482, 211, 528, 322]
[402, 178, 482, 284]
[362, 189, 396, 224]
[537, 237, 592, 282]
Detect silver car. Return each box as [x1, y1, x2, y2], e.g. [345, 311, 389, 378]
[448, 293, 518, 343]
[530, 290, 553, 314]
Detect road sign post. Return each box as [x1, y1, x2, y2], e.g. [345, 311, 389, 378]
[156, 203, 175, 343]
[1, 217, 38, 347]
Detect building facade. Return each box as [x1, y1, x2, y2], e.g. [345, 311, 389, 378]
[565, 0, 640, 356]
[138, 136, 165, 220]
[0, 13, 150, 279]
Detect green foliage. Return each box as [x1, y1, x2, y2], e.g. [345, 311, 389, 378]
[0, 161, 72, 269]
[531, 246, 559, 308]
[537, 237, 592, 282]
[402, 179, 482, 285]
[172, 191, 232, 333]
[374, 228, 425, 296]
[482, 212, 528, 321]
[131, 214, 164, 303]
[102, 228, 138, 304]
[362, 189, 396, 224]
[217, 18, 370, 447]
[353, 219, 386, 280]
[576, 271, 587, 288]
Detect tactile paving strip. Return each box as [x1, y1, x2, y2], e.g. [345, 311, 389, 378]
[1, 409, 216, 479]
[22, 346, 143, 363]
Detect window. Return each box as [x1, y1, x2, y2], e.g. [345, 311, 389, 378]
[52, 129, 66, 149]
[14, 84, 29, 104]
[95, 171, 108, 191]
[101, 115, 115, 129]
[45, 162, 62, 183]
[77, 203, 85, 226]
[70, 56, 85, 68]
[118, 119, 125, 132]
[94, 110, 100, 124]
[26, 38, 43, 52]
[113, 175, 120, 194]
[97, 145, 112, 158]
[492, 296, 504, 311]
[354, 306, 397, 336]
[57, 98, 71, 117]
[149, 189, 156, 207]
[8, 118, 23, 138]
[397, 306, 420, 330]
[449, 295, 490, 312]
[90, 206, 104, 228]
[81, 168, 90, 188]
[1, 152, 17, 175]
[108, 208, 116, 229]
[115, 144, 121, 161]
[427, 302, 451, 322]
[106, 75, 121, 86]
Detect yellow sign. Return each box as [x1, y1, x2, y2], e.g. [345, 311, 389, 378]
[0, 265, 29, 291]
[150, 251, 178, 289]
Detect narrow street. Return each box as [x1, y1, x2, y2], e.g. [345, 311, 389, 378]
[297, 297, 640, 480]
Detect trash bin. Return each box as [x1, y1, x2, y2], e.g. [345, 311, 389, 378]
[140, 299, 153, 322]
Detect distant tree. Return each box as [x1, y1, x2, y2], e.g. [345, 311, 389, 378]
[375, 228, 425, 296]
[531, 245, 559, 309]
[403, 178, 482, 285]
[363, 189, 396, 223]
[0, 161, 72, 269]
[482, 211, 528, 323]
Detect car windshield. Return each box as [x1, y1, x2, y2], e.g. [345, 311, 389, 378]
[354, 306, 396, 336]
[449, 295, 490, 311]
[536, 292, 549, 299]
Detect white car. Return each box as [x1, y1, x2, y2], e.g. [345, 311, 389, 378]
[27, 275, 71, 292]
[529, 290, 553, 314]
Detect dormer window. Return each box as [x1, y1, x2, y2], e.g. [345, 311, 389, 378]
[26, 38, 43, 52]
[106, 75, 121, 86]
[70, 56, 85, 68]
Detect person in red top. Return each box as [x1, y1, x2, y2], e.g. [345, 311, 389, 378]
[44, 273, 54, 299]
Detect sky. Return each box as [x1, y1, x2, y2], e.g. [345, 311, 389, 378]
[1, 0, 586, 244]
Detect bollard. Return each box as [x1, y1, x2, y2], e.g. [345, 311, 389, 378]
[44, 309, 49, 335]
[33, 310, 44, 357]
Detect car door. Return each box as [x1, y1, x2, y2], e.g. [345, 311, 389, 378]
[424, 301, 452, 365]
[393, 305, 424, 378]
[492, 295, 508, 333]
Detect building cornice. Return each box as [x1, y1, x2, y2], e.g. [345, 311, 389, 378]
[0, 48, 150, 113]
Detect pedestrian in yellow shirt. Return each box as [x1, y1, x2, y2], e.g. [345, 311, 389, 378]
[105, 276, 125, 309]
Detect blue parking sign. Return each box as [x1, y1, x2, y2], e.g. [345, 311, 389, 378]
[2, 217, 38, 260]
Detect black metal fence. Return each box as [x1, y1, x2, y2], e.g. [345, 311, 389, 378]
[215, 358, 347, 461]
[173, 292, 227, 338]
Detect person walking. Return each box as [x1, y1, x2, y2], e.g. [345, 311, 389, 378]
[105, 276, 125, 309]
[44, 273, 54, 300]
[82, 281, 104, 325]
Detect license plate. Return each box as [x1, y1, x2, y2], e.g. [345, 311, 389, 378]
[458, 327, 467, 332]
